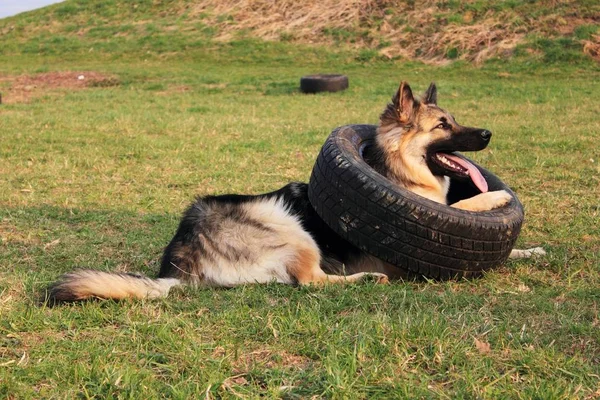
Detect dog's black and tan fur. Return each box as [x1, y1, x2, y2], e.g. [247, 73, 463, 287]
[47, 81, 537, 303]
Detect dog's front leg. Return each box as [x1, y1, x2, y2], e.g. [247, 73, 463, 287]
[451, 190, 512, 212]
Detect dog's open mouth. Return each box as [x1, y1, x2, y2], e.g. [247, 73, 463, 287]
[432, 152, 489, 193]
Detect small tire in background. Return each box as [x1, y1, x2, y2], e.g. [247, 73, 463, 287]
[300, 74, 349, 94]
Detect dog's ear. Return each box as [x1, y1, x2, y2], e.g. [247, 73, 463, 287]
[423, 82, 437, 105]
[380, 81, 416, 126]
[394, 81, 415, 123]
[393, 81, 415, 123]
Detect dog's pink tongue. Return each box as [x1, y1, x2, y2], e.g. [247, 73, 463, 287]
[443, 153, 489, 193]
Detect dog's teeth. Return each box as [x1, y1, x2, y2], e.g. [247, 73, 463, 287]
[436, 153, 468, 174]
[437, 155, 450, 166]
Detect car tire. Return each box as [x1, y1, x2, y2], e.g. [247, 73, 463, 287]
[308, 124, 524, 279]
[300, 74, 349, 94]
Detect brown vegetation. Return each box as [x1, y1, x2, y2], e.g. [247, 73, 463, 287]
[1, 0, 597, 64]
[186, 0, 598, 64]
[583, 35, 600, 60]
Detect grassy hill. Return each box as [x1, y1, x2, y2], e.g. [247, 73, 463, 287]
[0, 0, 599, 64]
[1, 1, 599, 399]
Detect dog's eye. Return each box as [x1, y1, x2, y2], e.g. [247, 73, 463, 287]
[435, 123, 449, 130]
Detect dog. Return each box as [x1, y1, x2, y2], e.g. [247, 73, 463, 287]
[46, 81, 541, 303]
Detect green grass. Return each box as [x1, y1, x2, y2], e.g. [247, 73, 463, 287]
[1, 2, 600, 399]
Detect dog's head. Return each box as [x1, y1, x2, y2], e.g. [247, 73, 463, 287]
[378, 81, 491, 193]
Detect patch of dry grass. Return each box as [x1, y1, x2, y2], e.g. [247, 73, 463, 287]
[185, 0, 598, 63]
[0, 0, 597, 64]
[583, 34, 600, 59]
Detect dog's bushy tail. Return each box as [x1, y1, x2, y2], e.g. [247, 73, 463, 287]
[46, 269, 180, 303]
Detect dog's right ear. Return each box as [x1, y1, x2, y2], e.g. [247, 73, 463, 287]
[381, 81, 416, 126]
[393, 81, 415, 123]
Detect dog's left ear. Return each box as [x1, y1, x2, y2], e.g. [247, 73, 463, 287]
[423, 82, 437, 105]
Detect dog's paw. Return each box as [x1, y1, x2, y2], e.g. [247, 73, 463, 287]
[509, 247, 546, 259]
[363, 272, 389, 284]
[486, 190, 512, 209]
[452, 190, 512, 212]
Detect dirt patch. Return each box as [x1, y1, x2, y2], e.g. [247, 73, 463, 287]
[212, 345, 312, 372]
[155, 85, 192, 96]
[0, 71, 119, 104]
[0, 221, 40, 246]
[233, 348, 312, 373]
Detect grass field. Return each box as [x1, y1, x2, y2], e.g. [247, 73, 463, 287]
[1, 1, 600, 399]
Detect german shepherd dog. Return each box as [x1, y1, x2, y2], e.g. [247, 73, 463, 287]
[47, 81, 540, 303]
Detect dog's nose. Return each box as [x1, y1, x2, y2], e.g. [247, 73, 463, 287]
[480, 130, 492, 141]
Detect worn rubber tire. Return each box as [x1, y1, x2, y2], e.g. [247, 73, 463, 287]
[300, 74, 349, 94]
[308, 124, 524, 280]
